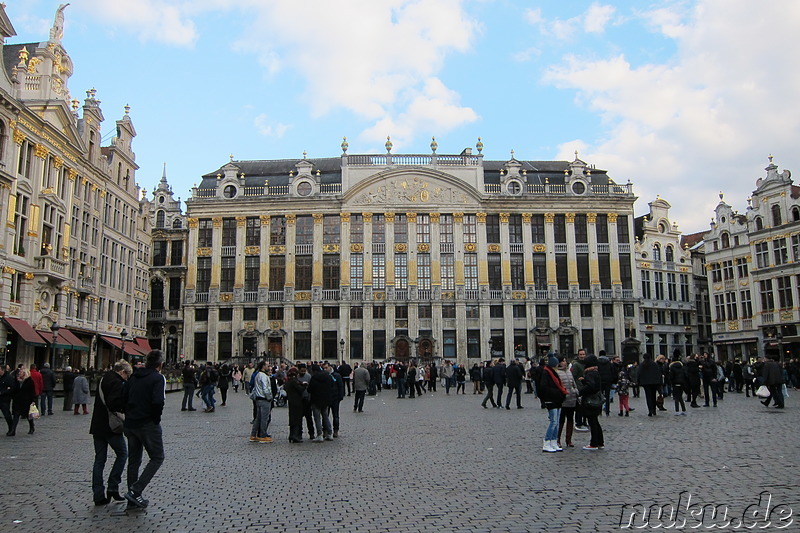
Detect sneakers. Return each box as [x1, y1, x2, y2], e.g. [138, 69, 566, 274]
[312, 435, 324, 443]
[124, 491, 149, 509]
[574, 425, 589, 432]
[323, 434, 334, 441]
[249, 436, 259, 442]
[582, 445, 600, 450]
[257, 437, 273, 443]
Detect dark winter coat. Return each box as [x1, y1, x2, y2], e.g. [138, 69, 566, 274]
[505, 363, 524, 386]
[538, 366, 566, 408]
[492, 363, 507, 385]
[285, 377, 306, 425]
[40, 367, 57, 391]
[12, 377, 35, 416]
[668, 361, 688, 388]
[307, 371, 335, 408]
[90, 370, 127, 437]
[638, 359, 662, 386]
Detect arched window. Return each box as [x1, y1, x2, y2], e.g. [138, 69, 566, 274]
[772, 204, 782, 226]
[755, 217, 763, 231]
[652, 243, 662, 261]
[172, 218, 182, 229]
[721, 232, 730, 249]
[151, 279, 164, 310]
[792, 206, 800, 222]
[156, 210, 165, 228]
[0, 120, 6, 160]
[665, 245, 674, 262]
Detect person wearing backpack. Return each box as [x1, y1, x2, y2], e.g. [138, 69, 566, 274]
[249, 361, 273, 443]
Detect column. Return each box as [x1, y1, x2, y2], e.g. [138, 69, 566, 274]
[234, 216, 246, 289]
[565, 213, 578, 285]
[186, 218, 198, 289]
[453, 213, 467, 360]
[210, 217, 222, 289]
[284, 214, 296, 288]
[340, 213, 351, 288]
[544, 213, 557, 287]
[259, 215, 270, 289]
[312, 213, 324, 290]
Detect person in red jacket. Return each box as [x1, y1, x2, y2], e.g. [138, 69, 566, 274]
[29, 364, 44, 400]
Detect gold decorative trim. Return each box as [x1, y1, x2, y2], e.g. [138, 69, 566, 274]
[3, 266, 16, 274]
[34, 143, 49, 159]
[487, 244, 501, 253]
[384, 212, 395, 223]
[727, 320, 739, 331]
[395, 243, 408, 253]
[373, 291, 385, 301]
[608, 213, 618, 223]
[211, 217, 222, 228]
[679, 266, 690, 272]
[362, 213, 373, 222]
[0, 182, 11, 190]
[340, 213, 350, 223]
[244, 246, 260, 255]
[286, 214, 296, 225]
[270, 321, 281, 330]
[781, 310, 793, 321]
[565, 212, 575, 223]
[521, 213, 532, 223]
[512, 291, 526, 300]
[236, 216, 247, 227]
[713, 284, 722, 291]
[476, 212, 487, 223]
[418, 243, 430, 253]
[295, 291, 311, 301]
[351, 243, 364, 253]
[13, 129, 24, 145]
[499, 213, 509, 223]
[544, 213, 554, 223]
[270, 245, 286, 255]
[81, 177, 89, 185]
[197, 247, 212, 257]
[465, 243, 477, 252]
[67, 168, 77, 181]
[323, 244, 340, 253]
[453, 212, 464, 223]
[640, 262, 651, 268]
[441, 291, 454, 300]
[429, 213, 440, 223]
[188, 217, 198, 228]
[587, 212, 597, 223]
[220, 293, 233, 302]
[312, 213, 324, 223]
[41, 187, 55, 195]
[533, 244, 546, 253]
[260, 215, 271, 225]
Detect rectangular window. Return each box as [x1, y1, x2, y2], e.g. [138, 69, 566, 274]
[667, 273, 677, 301]
[194, 332, 208, 361]
[553, 214, 566, 243]
[373, 253, 386, 290]
[198, 218, 212, 247]
[793, 235, 800, 262]
[773, 237, 788, 266]
[740, 290, 752, 318]
[555, 254, 568, 290]
[295, 216, 314, 245]
[153, 240, 167, 267]
[170, 240, 183, 266]
[710, 263, 722, 283]
[294, 332, 311, 359]
[486, 214, 500, 243]
[323, 215, 340, 244]
[395, 305, 408, 319]
[323, 255, 340, 290]
[714, 294, 726, 321]
[619, 254, 633, 290]
[267, 307, 284, 321]
[221, 218, 236, 247]
[466, 305, 480, 319]
[269, 255, 285, 291]
[559, 304, 570, 318]
[602, 303, 614, 318]
[533, 253, 547, 290]
[574, 214, 588, 243]
[322, 307, 339, 319]
[722, 260, 734, 280]
[350, 254, 363, 290]
[246, 217, 260, 246]
[416, 214, 430, 243]
[195, 308, 208, 321]
[244, 307, 258, 321]
[441, 254, 455, 290]
[641, 270, 651, 299]
[463, 214, 477, 243]
[581, 303, 592, 317]
[595, 214, 609, 243]
[603, 329, 616, 355]
[417, 253, 431, 290]
[373, 306, 385, 319]
[510, 254, 525, 290]
[759, 280, 775, 312]
[419, 304, 432, 319]
[220, 257, 236, 292]
[725, 292, 738, 320]
[244, 256, 259, 292]
[196, 257, 211, 292]
[680, 274, 690, 301]
[350, 307, 363, 319]
[777, 276, 793, 309]
[488, 254, 502, 290]
[372, 214, 385, 243]
[755, 242, 769, 268]
[467, 330, 480, 358]
[616, 215, 629, 243]
[294, 307, 311, 320]
[490, 305, 504, 318]
[582, 330, 595, 354]
[654, 271, 664, 299]
[531, 214, 545, 243]
[350, 214, 363, 243]
[394, 253, 407, 290]
[295, 255, 313, 290]
[394, 214, 407, 243]
[508, 214, 523, 243]
[736, 257, 749, 278]
[440, 214, 454, 243]
[373, 330, 386, 359]
[513, 305, 526, 318]
[464, 253, 478, 290]
[219, 308, 233, 321]
[598, 254, 611, 288]
[270, 216, 286, 245]
[442, 305, 456, 318]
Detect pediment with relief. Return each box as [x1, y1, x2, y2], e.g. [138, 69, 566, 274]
[348, 171, 481, 208]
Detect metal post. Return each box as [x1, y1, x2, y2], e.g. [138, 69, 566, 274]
[120, 328, 128, 361]
[339, 338, 345, 364]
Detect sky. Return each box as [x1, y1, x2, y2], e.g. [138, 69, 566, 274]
[6, 0, 800, 235]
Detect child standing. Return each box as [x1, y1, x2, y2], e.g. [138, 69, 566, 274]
[617, 367, 631, 416]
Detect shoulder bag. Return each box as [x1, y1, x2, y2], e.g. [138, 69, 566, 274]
[99, 377, 125, 434]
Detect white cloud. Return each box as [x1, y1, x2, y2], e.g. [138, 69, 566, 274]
[253, 114, 290, 138]
[526, 3, 617, 40]
[583, 3, 616, 34]
[543, 0, 800, 231]
[80, 0, 198, 46]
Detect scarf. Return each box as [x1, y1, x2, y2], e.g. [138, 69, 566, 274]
[544, 366, 568, 396]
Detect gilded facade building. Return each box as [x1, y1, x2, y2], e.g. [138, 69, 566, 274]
[705, 157, 800, 361]
[0, 5, 149, 369]
[182, 141, 639, 364]
[634, 198, 698, 358]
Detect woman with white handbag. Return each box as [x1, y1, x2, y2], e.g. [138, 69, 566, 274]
[10, 367, 36, 436]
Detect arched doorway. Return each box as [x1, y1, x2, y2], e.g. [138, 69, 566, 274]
[394, 337, 410, 361]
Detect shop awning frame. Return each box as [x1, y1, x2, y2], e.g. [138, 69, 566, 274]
[100, 336, 145, 357]
[3, 317, 47, 346]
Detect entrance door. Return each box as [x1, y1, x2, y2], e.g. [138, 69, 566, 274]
[418, 338, 433, 361]
[395, 339, 410, 361]
[268, 337, 283, 361]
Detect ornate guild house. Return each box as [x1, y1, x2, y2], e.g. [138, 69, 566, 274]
[181, 138, 639, 365]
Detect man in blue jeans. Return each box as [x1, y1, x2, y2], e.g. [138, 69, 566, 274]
[123, 350, 166, 509]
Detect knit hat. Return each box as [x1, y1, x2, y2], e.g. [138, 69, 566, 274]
[547, 354, 559, 367]
[584, 354, 598, 368]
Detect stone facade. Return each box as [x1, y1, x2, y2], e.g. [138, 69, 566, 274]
[705, 157, 800, 361]
[181, 145, 639, 364]
[0, 5, 149, 370]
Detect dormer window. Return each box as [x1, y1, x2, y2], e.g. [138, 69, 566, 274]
[506, 180, 522, 195]
[652, 243, 661, 261]
[755, 216, 764, 231]
[223, 184, 237, 198]
[297, 181, 313, 196]
[721, 232, 730, 249]
[772, 204, 782, 226]
[665, 245, 674, 262]
[792, 206, 800, 221]
[156, 210, 165, 228]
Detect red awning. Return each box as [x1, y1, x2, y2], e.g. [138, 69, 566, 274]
[134, 337, 152, 354]
[60, 329, 89, 351]
[3, 317, 47, 346]
[37, 329, 77, 350]
[101, 336, 145, 357]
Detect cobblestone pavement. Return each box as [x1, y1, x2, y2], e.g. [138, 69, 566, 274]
[0, 385, 798, 532]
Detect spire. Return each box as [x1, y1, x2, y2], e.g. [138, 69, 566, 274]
[161, 162, 168, 184]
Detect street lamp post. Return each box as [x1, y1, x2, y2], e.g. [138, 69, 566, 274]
[49, 323, 60, 369]
[339, 338, 345, 364]
[120, 328, 128, 361]
[777, 328, 784, 363]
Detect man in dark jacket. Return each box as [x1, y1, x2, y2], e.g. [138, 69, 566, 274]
[307, 364, 334, 441]
[0, 365, 14, 434]
[338, 361, 353, 396]
[597, 354, 616, 416]
[326, 362, 346, 437]
[481, 361, 496, 408]
[39, 363, 56, 415]
[761, 355, 785, 408]
[686, 355, 702, 406]
[62, 366, 76, 411]
[493, 358, 507, 408]
[123, 350, 166, 509]
[504, 360, 524, 409]
[638, 353, 663, 417]
[700, 353, 718, 407]
[90, 360, 132, 505]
